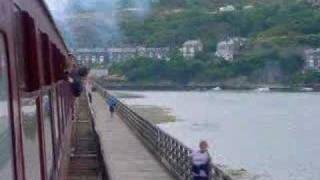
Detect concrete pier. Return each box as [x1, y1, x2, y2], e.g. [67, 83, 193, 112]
[90, 92, 174, 180]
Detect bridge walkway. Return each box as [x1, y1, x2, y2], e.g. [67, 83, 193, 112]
[90, 92, 175, 180]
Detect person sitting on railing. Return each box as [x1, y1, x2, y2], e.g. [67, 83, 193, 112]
[191, 140, 211, 180]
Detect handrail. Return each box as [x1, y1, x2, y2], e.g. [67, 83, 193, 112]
[94, 83, 232, 180]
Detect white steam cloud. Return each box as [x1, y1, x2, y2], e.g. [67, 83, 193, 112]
[44, 0, 154, 48]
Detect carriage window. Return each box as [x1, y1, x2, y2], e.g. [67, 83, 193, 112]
[21, 98, 41, 180]
[43, 94, 54, 178]
[40, 33, 52, 86]
[14, 8, 27, 90]
[21, 12, 40, 91]
[0, 34, 14, 180]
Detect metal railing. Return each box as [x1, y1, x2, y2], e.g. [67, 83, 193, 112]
[95, 84, 232, 180]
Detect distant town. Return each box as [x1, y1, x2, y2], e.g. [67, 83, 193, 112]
[74, 38, 320, 72]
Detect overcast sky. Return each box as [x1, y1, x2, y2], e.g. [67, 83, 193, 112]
[45, 0, 68, 11]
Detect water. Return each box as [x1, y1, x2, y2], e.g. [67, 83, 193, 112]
[116, 90, 320, 180]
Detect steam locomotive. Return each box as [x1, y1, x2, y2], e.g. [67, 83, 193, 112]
[0, 0, 75, 179]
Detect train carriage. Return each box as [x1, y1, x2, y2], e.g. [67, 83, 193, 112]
[0, 0, 75, 179]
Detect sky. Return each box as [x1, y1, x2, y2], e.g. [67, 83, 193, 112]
[45, 0, 68, 11]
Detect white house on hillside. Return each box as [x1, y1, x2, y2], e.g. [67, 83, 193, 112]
[215, 38, 247, 61]
[219, 5, 235, 12]
[304, 48, 320, 71]
[180, 40, 203, 59]
[243, 5, 254, 10]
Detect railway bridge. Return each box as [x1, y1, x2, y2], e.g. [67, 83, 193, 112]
[71, 83, 232, 180]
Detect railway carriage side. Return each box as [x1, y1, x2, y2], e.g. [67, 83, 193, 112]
[0, 0, 76, 180]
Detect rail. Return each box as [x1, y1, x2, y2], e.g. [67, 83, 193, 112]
[94, 84, 232, 180]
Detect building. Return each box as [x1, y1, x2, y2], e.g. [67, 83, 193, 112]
[304, 48, 320, 71]
[215, 37, 247, 61]
[107, 48, 137, 62]
[73, 48, 108, 65]
[219, 5, 235, 12]
[137, 47, 170, 60]
[73, 47, 170, 65]
[306, 0, 320, 6]
[243, 5, 254, 10]
[180, 40, 203, 59]
[107, 47, 170, 62]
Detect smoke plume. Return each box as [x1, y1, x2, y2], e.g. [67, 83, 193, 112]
[45, 0, 153, 48]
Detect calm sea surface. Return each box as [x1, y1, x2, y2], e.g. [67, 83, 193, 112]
[115, 90, 320, 180]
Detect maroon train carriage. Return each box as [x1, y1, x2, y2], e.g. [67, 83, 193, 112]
[0, 0, 76, 179]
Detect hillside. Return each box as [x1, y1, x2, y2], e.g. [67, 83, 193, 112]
[120, 0, 320, 46]
[113, 0, 320, 85]
[58, 0, 320, 48]
[56, 0, 320, 85]
[56, 0, 286, 47]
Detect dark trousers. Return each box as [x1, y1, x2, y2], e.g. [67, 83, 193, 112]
[88, 93, 92, 103]
[193, 177, 209, 180]
[109, 106, 115, 113]
[192, 164, 209, 180]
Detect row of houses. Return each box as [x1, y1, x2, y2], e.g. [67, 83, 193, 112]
[73, 39, 320, 72]
[73, 47, 170, 65]
[72, 37, 243, 65]
[73, 48, 107, 65]
[73, 40, 204, 65]
[109, 47, 170, 61]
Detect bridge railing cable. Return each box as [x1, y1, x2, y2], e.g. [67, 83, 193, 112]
[94, 83, 232, 180]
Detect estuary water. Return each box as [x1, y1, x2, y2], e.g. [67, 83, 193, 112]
[114, 90, 320, 180]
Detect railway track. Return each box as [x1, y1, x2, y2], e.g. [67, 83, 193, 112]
[67, 95, 107, 180]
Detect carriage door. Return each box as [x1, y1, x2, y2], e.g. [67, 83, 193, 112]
[0, 33, 14, 180]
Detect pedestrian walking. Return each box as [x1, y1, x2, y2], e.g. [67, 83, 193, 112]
[107, 96, 117, 118]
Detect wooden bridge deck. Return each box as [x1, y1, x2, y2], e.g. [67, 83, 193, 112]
[90, 92, 175, 180]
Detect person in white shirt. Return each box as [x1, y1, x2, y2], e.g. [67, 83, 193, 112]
[191, 141, 211, 180]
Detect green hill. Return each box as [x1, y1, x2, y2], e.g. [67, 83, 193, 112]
[120, 0, 320, 46]
[59, 0, 320, 49]
[57, 0, 320, 85]
[110, 0, 320, 85]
